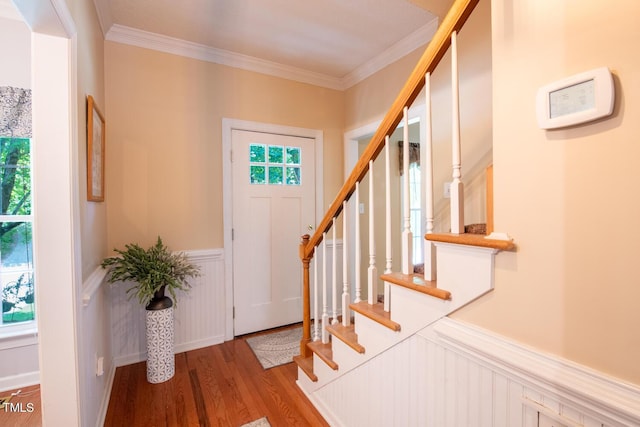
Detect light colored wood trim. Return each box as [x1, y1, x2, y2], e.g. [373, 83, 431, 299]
[299, 234, 313, 358]
[350, 301, 401, 331]
[486, 164, 494, 235]
[326, 323, 365, 354]
[303, 0, 480, 259]
[380, 272, 451, 301]
[293, 355, 318, 382]
[308, 341, 338, 370]
[426, 233, 516, 251]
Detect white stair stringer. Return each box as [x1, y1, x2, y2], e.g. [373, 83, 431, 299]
[297, 242, 502, 395]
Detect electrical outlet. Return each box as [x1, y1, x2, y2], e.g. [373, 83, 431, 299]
[96, 355, 104, 377]
[444, 182, 451, 198]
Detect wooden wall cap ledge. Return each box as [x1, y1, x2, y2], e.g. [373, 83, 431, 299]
[426, 232, 516, 251]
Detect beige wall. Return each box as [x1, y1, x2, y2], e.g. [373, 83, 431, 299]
[67, 0, 108, 279]
[452, 0, 640, 386]
[105, 43, 345, 251]
[345, 0, 493, 227]
[344, 0, 492, 288]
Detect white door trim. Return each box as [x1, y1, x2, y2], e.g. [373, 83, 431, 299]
[222, 118, 323, 340]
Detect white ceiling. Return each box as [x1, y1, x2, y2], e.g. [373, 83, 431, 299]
[97, 0, 448, 89]
[1, 0, 452, 90]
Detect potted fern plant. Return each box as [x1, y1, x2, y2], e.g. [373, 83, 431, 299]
[101, 236, 200, 383]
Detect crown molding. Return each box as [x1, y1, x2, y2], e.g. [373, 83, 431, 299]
[342, 18, 439, 89]
[105, 24, 346, 90]
[105, 16, 439, 91]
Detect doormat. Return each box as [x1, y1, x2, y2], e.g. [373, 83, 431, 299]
[241, 417, 271, 427]
[246, 327, 302, 369]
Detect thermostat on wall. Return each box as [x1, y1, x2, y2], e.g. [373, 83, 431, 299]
[536, 67, 615, 129]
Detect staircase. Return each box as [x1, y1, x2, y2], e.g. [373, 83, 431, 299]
[294, 0, 516, 422]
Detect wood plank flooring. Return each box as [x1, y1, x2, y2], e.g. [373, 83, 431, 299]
[0, 384, 41, 427]
[0, 325, 328, 427]
[105, 325, 329, 426]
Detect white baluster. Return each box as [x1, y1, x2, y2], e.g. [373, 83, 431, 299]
[450, 30, 464, 234]
[313, 255, 319, 340]
[354, 182, 362, 303]
[332, 218, 338, 324]
[401, 107, 414, 275]
[384, 135, 392, 312]
[367, 160, 377, 305]
[322, 234, 329, 344]
[424, 72, 436, 281]
[342, 202, 350, 326]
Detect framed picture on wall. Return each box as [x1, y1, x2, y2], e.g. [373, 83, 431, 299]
[87, 95, 105, 202]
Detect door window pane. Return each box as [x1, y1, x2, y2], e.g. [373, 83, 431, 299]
[268, 166, 283, 184]
[286, 147, 300, 165]
[250, 165, 266, 184]
[286, 167, 301, 185]
[249, 144, 266, 163]
[268, 145, 283, 163]
[249, 143, 301, 186]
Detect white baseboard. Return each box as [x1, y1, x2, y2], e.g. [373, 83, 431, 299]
[174, 335, 225, 355]
[114, 334, 226, 368]
[96, 363, 116, 427]
[0, 371, 39, 393]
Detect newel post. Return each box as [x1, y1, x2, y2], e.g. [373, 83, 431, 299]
[299, 234, 313, 358]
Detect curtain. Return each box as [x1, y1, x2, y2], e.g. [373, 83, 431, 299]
[0, 86, 32, 138]
[398, 140, 420, 174]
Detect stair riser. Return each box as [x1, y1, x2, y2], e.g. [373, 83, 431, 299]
[313, 352, 341, 383]
[331, 336, 365, 372]
[353, 313, 399, 355]
[296, 368, 317, 392]
[433, 242, 497, 300]
[388, 285, 449, 334]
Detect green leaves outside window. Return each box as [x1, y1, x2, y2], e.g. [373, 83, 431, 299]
[249, 143, 301, 186]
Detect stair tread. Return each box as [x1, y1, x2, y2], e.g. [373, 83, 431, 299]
[381, 272, 452, 300]
[325, 323, 365, 354]
[293, 355, 317, 382]
[307, 340, 338, 370]
[350, 301, 401, 331]
[426, 232, 515, 251]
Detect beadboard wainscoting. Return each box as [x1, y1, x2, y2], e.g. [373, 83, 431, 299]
[111, 249, 225, 366]
[80, 265, 114, 427]
[307, 318, 640, 427]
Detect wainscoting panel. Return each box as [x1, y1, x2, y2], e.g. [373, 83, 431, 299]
[111, 249, 225, 366]
[308, 318, 640, 427]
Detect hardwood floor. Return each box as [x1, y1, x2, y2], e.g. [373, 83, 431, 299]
[0, 384, 41, 427]
[105, 326, 328, 427]
[0, 326, 327, 427]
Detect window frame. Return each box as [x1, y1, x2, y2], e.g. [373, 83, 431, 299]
[0, 137, 36, 335]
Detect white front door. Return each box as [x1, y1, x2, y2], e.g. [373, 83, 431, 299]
[232, 129, 316, 335]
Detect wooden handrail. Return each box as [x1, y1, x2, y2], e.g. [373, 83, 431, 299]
[297, 0, 480, 366]
[303, 0, 480, 259]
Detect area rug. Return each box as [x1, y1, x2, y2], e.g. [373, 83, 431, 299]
[240, 417, 271, 427]
[246, 327, 302, 369]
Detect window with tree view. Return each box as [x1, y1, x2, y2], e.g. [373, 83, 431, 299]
[0, 137, 34, 326]
[249, 143, 301, 186]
